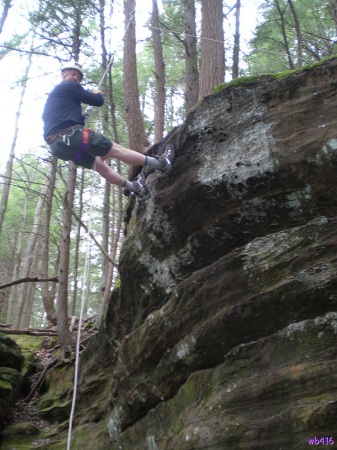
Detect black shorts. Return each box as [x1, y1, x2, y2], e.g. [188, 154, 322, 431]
[49, 126, 112, 169]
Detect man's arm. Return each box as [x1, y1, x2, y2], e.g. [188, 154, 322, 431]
[71, 83, 104, 107]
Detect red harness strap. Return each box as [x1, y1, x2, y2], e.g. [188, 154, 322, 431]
[82, 128, 90, 147]
[72, 127, 92, 164]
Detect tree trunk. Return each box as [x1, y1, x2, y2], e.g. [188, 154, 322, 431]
[123, 0, 147, 180]
[96, 67, 124, 328]
[40, 161, 57, 326]
[329, 0, 337, 35]
[15, 168, 52, 328]
[274, 0, 294, 70]
[98, 0, 112, 288]
[232, 0, 241, 79]
[70, 169, 84, 317]
[0, 47, 32, 233]
[184, 0, 199, 112]
[199, 0, 225, 99]
[102, 178, 111, 287]
[0, 0, 12, 35]
[96, 183, 123, 327]
[152, 0, 165, 142]
[6, 183, 30, 326]
[20, 256, 38, 329]
[57, 162, 77, 355]
[288, 0, 303, 68]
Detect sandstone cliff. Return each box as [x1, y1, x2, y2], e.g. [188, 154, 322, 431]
[77, 57, 337, 450]
[3, 57, 337, 450]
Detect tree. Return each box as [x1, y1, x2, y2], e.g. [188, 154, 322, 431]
[31, 0, 97, 61]
[0, 0, 11, 35]
[184, 0, 199, 112]
[39, 160, 58, 326]
[199, 0, 225, 99]
[329, 0, 337, 33]
[57, 163, 77, 355]
[5, 166, 33, 326]
[232, 0, 241, 79]
[248, 0, 337, 75]
[152, 0, 166, 142]
[275, 0, 295, 69]
[0, 42, 34, 233]
[288, 0, 303, 68]
[12, 163, 56, 328]
[123, 0, 148, 183]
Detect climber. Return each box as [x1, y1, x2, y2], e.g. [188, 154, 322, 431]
[42, 61, 174, 196]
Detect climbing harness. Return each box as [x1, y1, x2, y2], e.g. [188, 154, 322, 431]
[46, 125, 79, 145]
[72, 127, 92, 165]
[47, 126, 92, 165]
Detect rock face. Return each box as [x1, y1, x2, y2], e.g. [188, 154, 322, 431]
[97, 59, 337, 449]
[7, 58, 337, 449]
[0, 334, 24, 430]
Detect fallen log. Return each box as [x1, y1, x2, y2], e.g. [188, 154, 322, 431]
[0, 329, 58, 337]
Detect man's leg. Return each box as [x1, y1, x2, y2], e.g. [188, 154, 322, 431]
[104, 143, 169, 171]
[93, 142, 174, 195]
[92, 156, 145, 195]
[93, 156, 125, 186]
[105, 143, 146, 165]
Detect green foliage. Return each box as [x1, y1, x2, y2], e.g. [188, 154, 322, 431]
[0, 33, 29, 60]
[29, 0, 98, 60]
[246, 0, 337, 75]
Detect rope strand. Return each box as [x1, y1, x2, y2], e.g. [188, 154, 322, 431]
[66, 167, 95, 450]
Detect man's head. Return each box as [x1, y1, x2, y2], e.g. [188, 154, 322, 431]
[61, 62, 84, 83]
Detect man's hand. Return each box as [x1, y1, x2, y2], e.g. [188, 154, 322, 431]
[92, 89, 103, 95]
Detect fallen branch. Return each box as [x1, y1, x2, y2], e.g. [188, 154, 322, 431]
[24, 357, 59, 403]
[0, 276, 58, 290]
[0, 329, 58, 337]
[24, 334, 96, 403]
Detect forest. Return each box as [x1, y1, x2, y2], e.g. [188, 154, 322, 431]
[1, 0, 337, 351]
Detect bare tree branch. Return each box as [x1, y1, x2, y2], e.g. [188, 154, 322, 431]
[0, 276, 58, 290]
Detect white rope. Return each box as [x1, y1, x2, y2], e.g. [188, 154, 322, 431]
[66, 169, 95, 450]
[65, 20, 137, 442]
[149, 25, 292, 58]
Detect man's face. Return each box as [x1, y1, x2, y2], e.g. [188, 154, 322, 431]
[61, 69, 82, 83]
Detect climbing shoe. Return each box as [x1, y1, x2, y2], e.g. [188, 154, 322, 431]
[131, 173, 146, 197]
[157, 144, 175, 174]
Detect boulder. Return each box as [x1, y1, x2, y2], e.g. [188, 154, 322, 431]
[102, 58, 337, 448]
[0, 334, 24, 430]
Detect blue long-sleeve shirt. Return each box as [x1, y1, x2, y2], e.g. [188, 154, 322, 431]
[42, 81, 104, 140]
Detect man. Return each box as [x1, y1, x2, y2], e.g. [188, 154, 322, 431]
[42, 62, 173, 196]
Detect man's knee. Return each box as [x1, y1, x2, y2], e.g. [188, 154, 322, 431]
[91, 156, 104, 171]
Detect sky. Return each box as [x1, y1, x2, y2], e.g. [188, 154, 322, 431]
[0, 0, 261, 171]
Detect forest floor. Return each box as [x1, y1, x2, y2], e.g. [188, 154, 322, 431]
[4, 347, 58, 447]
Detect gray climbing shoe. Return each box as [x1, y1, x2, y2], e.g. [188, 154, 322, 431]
[131, 173, 146, 197]
[157, 144, 175, 174]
